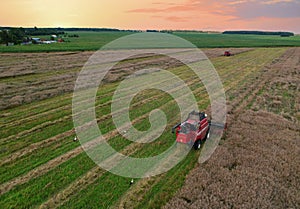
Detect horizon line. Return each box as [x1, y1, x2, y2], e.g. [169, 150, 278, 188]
[0, 26, 298, 34]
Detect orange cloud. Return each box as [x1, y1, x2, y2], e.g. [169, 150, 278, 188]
[127, 4, 200, 13]
[152, 15, 188, 22]
[0, 0, 299, 33]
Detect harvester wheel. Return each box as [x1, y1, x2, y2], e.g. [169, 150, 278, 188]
[193, 140, 201, 150]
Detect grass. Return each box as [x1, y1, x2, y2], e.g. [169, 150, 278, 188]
[0, 31, 299, 52]
[58, 170, 132, 209]
[175, 33, 300, 48]
[136, 151, 198, 209]
[0, 64, 198, 182]
[0, 31, 134, 52]
[0, 152, 96, 208]
[0, 135, 78, 184]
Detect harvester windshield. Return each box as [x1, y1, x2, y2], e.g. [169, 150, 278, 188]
[179, 122, 197, 134]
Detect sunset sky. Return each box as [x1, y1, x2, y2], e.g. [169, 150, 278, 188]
[1, 0, 300, 33]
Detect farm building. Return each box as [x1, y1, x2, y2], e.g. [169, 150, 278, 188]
[31, 38, 41, 44]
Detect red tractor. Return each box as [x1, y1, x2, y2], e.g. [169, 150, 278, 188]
[172, 111, 210, 150]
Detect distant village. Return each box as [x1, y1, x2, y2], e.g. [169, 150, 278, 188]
[0, 27, 78, 46]
[22, 35, 65, 46]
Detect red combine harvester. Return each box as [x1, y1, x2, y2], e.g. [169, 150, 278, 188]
[224, 51, 232, 56]
[172, 111, 210, 150]
[172, 111, 227, 150]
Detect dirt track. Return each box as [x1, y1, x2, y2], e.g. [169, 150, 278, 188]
[165, 48, 300, 208]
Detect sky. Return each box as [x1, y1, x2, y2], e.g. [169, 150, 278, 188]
[1, 0, 299, 33]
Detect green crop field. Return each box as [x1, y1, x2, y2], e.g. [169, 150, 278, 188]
[1, 47, 294, 208]
[174, 32, 300, 48]
[0, 31, 299, 52]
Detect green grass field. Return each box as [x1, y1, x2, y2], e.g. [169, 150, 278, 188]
[0, 31, 299, 52]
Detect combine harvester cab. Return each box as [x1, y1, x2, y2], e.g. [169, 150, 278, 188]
[172, 111, 210, 150]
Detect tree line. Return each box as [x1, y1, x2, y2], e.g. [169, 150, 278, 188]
[0, 27, 142, 45]
[223, 31, 294, 36]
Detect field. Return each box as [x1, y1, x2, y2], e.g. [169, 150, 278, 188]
[0, 36, 299, 208]
[0, 31, 300, 52]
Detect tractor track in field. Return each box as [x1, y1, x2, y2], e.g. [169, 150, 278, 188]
[0, 115, 72, 144]
[0, 104, 72, 130]
[165, 48, 300, 208]
[0, 96, 72, 125]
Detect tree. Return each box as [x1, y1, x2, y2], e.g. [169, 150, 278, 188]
[0, 30, 11, 46]
[10, 28, 26, 44]
[0, 28, 26, 45]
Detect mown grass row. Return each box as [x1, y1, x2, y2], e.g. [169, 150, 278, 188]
[0, 60, 209, 206]
[55, 90, 209, 208]
[0, 48, 276, 172]
[1, 70, 180, 145]
[0, 47, 282, 183]
[0, 135, 78, 184]
[0, 89, 185, 206]
[1, 117, 159, 207]
[3, 51, 209, 138]
[55, 85, 210, 208]
[0, 65, 204, 184]
[2, 46, 251, 129]
[136, 151, 199, 209]
[0, 72, 123, 125]
[0, 48, 287, 208]
[121, 48, 288, 209]
[1, 53, 190, 135]
[1, 47, 260, 139]
[57, 101, 197, 208]
[56, 48, 287, 209]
